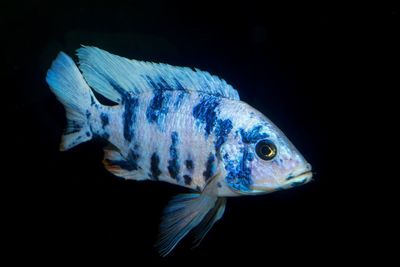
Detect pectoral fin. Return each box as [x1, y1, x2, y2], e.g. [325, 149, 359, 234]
[192, 197, 226, 248]
[156, 178, 226, 256]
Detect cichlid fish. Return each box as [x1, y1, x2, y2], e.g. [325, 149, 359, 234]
[46, 46, 312, 256]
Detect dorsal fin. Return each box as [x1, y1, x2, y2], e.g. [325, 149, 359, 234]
[76, 46, 240, 104]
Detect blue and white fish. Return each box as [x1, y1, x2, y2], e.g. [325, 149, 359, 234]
[46, 46, 313, 256]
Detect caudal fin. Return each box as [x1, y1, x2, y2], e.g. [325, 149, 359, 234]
[46, 52, 94, 151]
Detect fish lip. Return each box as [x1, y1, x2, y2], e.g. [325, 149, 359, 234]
[287, 170, 313, 181]
[286, 164, 312, 181]
[250, 171, 313, 193]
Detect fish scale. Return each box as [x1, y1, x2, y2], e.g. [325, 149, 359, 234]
[46, 46, 313, 256]
[87, 89, 225, 190]
[129, 91, 228, 190]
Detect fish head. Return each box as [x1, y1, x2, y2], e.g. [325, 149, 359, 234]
[218, 107, 312, 196]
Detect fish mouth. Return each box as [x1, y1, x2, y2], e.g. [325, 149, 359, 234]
[285, 171, 313, 186]
[286, 170, 313, 182]
[250, 170, 313, 193]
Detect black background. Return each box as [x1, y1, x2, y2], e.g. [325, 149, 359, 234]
[2, 1, 397, 265]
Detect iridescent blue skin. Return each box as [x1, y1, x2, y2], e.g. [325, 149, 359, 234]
[87, 89, 312, 196]
[46, 47, 313, 256]
[47, 47, 312, 196]
[85, 90, 231, 189]
[214, 102, 312, 196]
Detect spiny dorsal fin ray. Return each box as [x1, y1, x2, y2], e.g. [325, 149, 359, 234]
[76, 46, 240, 104]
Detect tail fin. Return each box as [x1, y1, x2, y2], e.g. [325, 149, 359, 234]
[46, 52, 94, 151]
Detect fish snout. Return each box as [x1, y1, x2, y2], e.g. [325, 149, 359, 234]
[283, 163, 313, 188]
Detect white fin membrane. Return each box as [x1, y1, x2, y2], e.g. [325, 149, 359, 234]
[156, 193, 226, 256]
[191, 197, 226, 248]
[46, 52, 95, 151]
[76, 46, 240, 104]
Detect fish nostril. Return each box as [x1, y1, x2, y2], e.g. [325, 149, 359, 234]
[305, 163, 312, 171]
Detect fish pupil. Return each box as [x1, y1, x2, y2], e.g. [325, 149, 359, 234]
[261, 145, 272, 156]
[255, 140, 277, 160]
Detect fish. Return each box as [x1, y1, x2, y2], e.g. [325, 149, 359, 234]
[46, 46, 313, 256]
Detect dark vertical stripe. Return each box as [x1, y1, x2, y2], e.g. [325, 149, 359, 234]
[192, 95, 220, 136]
[167, 132, 180, 181]
[123, 96, 138, 142]
[183, 175, 192, 185]
[145, 90, 171, 127]
[214, 119, 233, 150]
[203, 153, 216, 182]
[174, 91, 186, 110]
[224, 146, 254, 192]
[150, 152, 162, 180]
[185, 159, 194, 172]
[100, 113, 109, 128]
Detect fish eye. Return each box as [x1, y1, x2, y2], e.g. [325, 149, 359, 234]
[255, 140, 277, 160]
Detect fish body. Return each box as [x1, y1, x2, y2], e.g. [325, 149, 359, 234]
[88, 90, 231, 192]
[46, 47, 313, 255]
